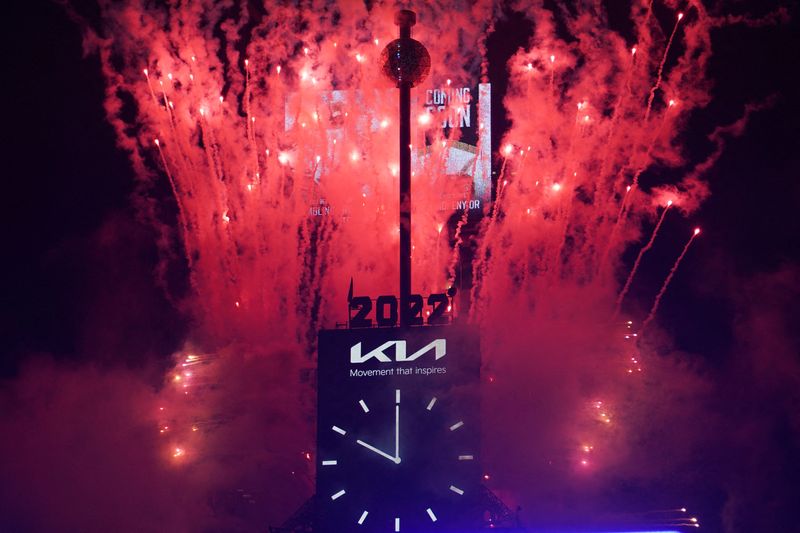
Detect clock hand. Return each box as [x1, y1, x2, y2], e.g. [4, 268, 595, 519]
[356, 439, 400, 464]
[394, 390, 400, 462]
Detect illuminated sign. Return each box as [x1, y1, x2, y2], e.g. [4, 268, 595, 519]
[350, 338, 446, 364]
[348, 291, 452, 328]
[420, 84, 492, 209]
[424, 87, 473, 128]
[286, 82, 491, 217]
[316, 325, 481, 532]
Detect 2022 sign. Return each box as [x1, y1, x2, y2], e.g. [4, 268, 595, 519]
[348, 292, 453, 328]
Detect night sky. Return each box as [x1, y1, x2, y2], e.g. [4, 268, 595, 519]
[2, 1, 799, 531]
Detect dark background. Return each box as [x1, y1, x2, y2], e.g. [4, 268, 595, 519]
[1, 1, 798, 531]
[2, 1, 187, 377]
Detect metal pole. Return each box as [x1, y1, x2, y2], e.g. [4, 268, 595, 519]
[398, 15, 413, 327]
[382, 9, 426, 328]
[399, 83, 411, 327]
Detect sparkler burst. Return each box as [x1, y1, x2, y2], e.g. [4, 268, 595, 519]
[43, 0, 784, 529]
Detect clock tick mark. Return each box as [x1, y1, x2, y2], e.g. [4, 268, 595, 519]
[449, 420, 464, 431]
[458, 455, 474, 461]
[395, 389, 400, 404]
[449, 485, 464, 496]
[359, 399, 369, 413]
[332, 425, 346, 435]
[426, 508, 438, 522]
[395, 517, 400, 531]
[331, 489, 345, 500]
[426, 397, 437, 411]
[321, 460, 337, 466]
[357, 510, 368, 525]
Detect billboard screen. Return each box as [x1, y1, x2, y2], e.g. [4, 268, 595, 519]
[286, 82, 491, 220]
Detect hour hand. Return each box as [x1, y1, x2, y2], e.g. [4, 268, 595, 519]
[356, 439, 401, 464]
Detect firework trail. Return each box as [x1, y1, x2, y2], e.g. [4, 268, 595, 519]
[598, 99, 679, 277]
[644, 12, 684, 123]
[615, 201, 673, 316]
[446, 202, 470, 289]
[153, 137, 192, 268]
[469, 168, 510, 323]
[595, 47, 638, 190]
[640, 228, 701, 334]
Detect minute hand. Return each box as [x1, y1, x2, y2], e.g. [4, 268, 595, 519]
[356, 439, 400, 464]
[395, 402, 400, 462]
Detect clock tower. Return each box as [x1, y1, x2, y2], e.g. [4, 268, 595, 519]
[316, 325, 481, 532]
[315, 10, 483, 532]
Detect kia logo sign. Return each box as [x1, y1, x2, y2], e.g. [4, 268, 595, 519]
[350, 339, 446, 363]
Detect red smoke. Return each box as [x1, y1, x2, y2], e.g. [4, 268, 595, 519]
[4, 0, 785, 530]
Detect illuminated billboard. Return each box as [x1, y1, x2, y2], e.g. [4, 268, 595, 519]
[286, 81, 491, 219]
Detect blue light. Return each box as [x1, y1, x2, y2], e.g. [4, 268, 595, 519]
[524, 531, 683, 533]
[446, 531, 683, 533]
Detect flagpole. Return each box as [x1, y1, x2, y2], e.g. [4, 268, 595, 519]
[380, 10, 430, 327]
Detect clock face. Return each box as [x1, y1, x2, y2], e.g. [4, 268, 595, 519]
[317, 326, 480, 533]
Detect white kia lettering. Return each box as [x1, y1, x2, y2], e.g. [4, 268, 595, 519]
[350, 339, 446, 363]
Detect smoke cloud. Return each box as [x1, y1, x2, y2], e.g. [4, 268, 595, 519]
[2, 1, 793, 531]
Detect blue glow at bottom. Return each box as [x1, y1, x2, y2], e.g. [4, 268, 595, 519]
[415, 528, 684, 533]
